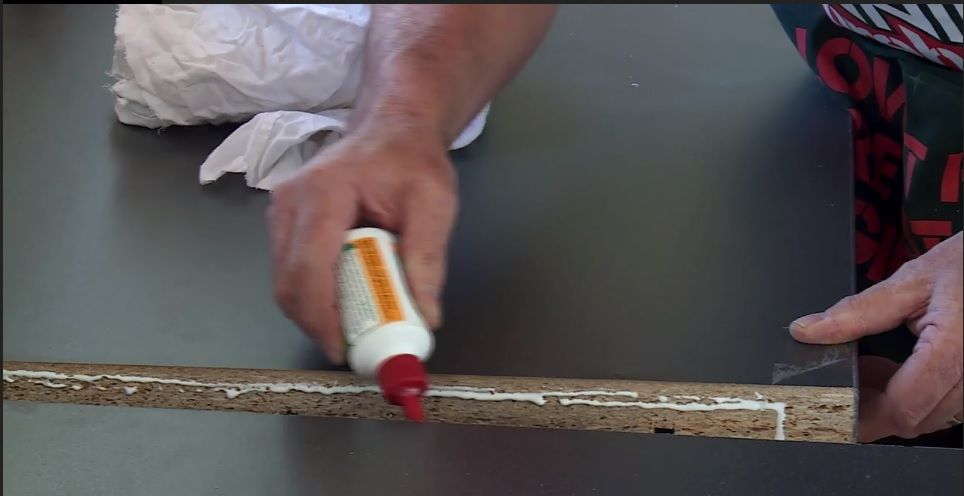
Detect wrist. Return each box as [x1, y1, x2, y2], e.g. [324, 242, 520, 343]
[348, 64, 463, 150]
[349, 104, 451, 153]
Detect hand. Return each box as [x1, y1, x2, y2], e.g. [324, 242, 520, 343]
[267, 129, 458, 363]
[789, 232, 963, 442]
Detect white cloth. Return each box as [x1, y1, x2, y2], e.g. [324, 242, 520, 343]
[110, 4, 489, 190]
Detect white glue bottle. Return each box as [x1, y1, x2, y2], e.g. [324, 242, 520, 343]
[336, 227, 434, 421]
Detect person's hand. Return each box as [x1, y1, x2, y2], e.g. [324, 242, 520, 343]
[267, 129, 458, 363]
[789, 232, 963, 442]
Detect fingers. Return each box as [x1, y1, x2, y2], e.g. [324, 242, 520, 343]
[914, 379, 963, 438]
[862, 377, 964, 442]
[863, 325, 962, 440]
[271, 174, 358, 364]
[400, 177, 458, 329]
[268, 132, 460, 359]
[885, 270, 964, 436]
[855, 257, 964, 442]
[789, 261, 931, 345]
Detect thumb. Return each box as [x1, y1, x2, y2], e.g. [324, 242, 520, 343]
[788, 264, 930, 344]
[400, 181, 458, 329]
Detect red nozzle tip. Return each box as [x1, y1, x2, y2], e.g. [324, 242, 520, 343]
[377, 354, 429, 423]
[400, 395, 425, 422]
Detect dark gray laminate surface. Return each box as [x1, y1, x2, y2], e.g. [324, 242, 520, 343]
[3, 5, 854, 386]
[3, 402, 961, 496]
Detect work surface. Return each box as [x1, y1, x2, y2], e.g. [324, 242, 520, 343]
[3, 5, 854, 387]
[4, 3, 960, 495]
[3, 402, 961, 496]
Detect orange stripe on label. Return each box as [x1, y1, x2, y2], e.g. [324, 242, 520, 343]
[354, 237, 403, 324]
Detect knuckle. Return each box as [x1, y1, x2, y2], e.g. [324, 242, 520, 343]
[921, 318, 949, 339]
[895, 257, 924, 278]
[927, 304, 964, 325]
[892, 258, 931, 288]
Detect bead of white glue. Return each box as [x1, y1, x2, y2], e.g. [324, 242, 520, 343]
[336, 227, 434, 421]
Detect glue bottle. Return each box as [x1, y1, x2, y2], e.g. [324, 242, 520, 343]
[336, 227, 434, 421]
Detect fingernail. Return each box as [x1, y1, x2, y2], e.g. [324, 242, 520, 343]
[789, 313, 823, 335]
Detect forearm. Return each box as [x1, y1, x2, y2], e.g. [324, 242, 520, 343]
[350, 4, 557, 146]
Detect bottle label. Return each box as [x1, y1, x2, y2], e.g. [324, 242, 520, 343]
[338, 236, 403, 344]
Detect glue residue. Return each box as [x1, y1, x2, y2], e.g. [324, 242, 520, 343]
[2, 369, 381, 400]
[34, 379, 68, 389]
[3, 369, 788, 440]
[426, 385, 638, 405]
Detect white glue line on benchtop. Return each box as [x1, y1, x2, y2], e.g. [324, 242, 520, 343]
[2, 370, 635, 402]
[3, 369, 787, 440]
[3, 369, 381, 399]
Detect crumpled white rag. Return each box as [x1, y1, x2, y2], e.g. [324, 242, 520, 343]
[110, 4, 489, 190]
